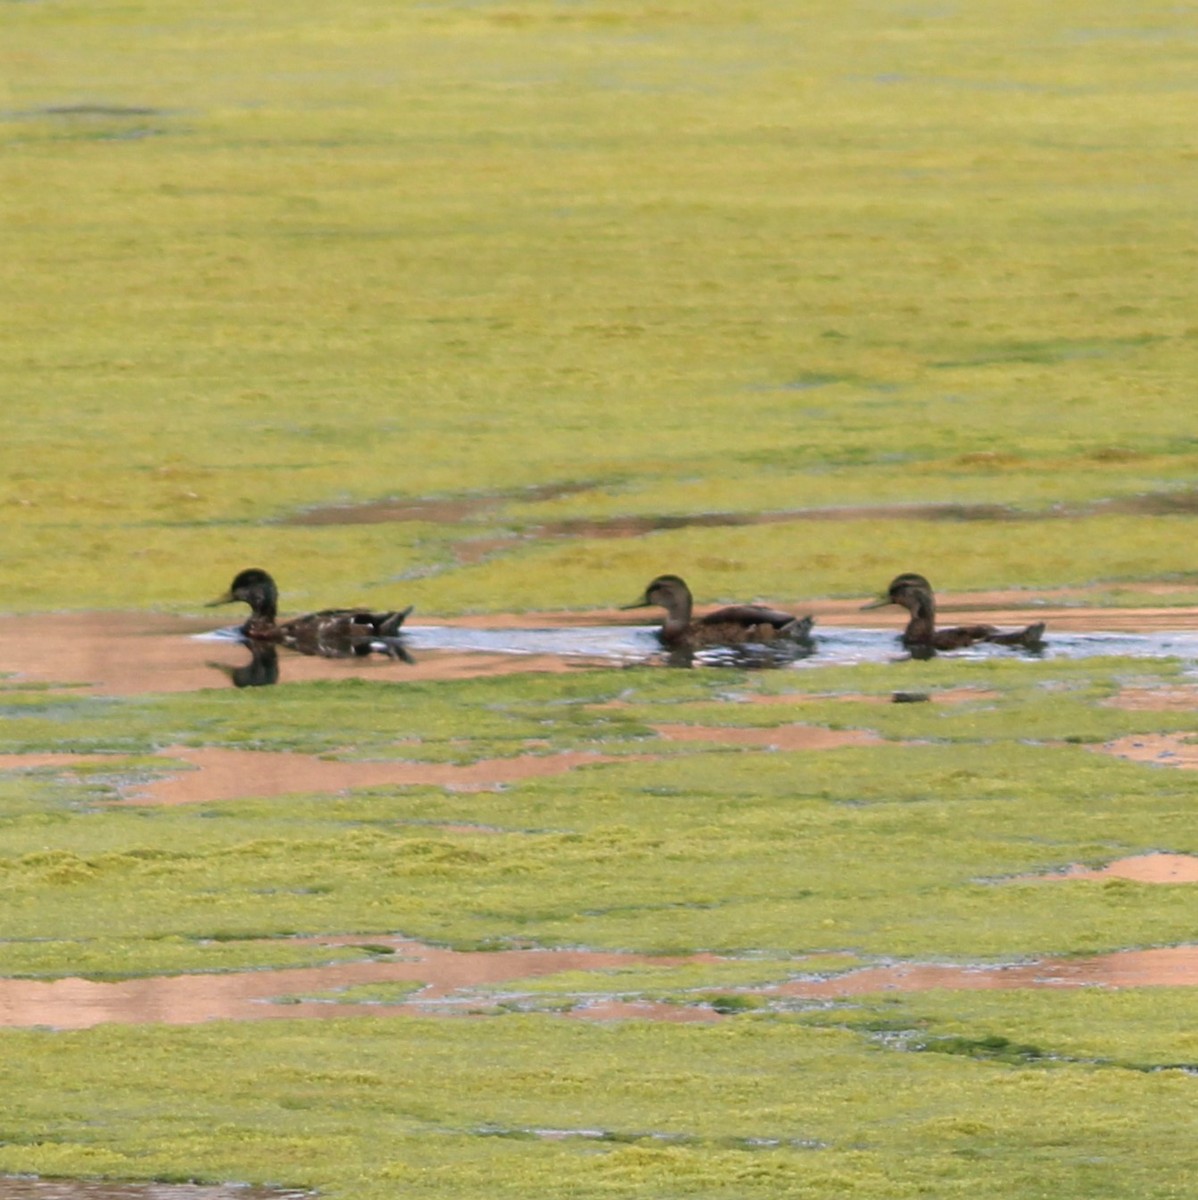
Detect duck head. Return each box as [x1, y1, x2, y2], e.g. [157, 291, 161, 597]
[622, 574, 694, 622]
[861, 573, 935, 617]
[208, 568, 279, 621]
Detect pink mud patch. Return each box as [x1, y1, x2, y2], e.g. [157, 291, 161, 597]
[0, 745, 651, 805]
[128, 745, 655, 805]
[766, 945, 1198, 997]
[1020, 853, 1198, 885]
[0, 717, 881, 806]
[0, 937, 719, 1030]
[1107, 686, 1198, 712]
[0, 613, 601, 697]
[3, 940, 1196, 1031]
[1095, 732, 1198, 768]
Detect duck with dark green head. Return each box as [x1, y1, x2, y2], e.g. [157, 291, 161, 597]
[623, 574, 814, 649]
[862, 573, 1045, 652]
[208, 568, 413, 660]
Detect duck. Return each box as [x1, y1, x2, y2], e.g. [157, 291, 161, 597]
[207, 568, 413, 660]
[862, 573, 1045, 652]
[623, 574, 814, 649]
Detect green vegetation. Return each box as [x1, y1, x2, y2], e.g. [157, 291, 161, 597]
[3, 0, 1198, 612]
[2, 659, 1198, 1195]
[270, 979, 425, 1006]
[4, 661, 1198, 973]
[2, 1, 1197, 1198]
[2, 1009, 1196, 1198]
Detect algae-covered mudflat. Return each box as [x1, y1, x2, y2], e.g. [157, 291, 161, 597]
[4, 659, 1198, 1198]
[4, 0, 1198, 611]
[3, 1, 1198, 1197]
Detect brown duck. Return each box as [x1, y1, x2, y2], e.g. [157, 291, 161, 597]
[208, 568, 412, 660]
[623, 574, 814, 649]
[862, 573, 1045, 651]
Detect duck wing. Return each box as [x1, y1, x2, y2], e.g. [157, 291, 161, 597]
[271, 607, 411, 659]
[699, 605, 815, 644]
[303, 604, 411, 635]
[701, 604, 806, 632]
[271, 612, 359, 657]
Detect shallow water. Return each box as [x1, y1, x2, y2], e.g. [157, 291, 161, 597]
[405, 622, 1198, 668]
[4, 607, 1198, 695]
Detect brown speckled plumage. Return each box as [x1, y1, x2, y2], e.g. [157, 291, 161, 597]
[623, 574, 814, 649]
[863, 573, 1045, 652]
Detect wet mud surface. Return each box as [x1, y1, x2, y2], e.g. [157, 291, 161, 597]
[763, 945, 1198, 998]
[1019, 853, 1198, 884]
[1108, 685, 1198, 711]
[0, 726, 873, 805]
[0, 613, 610, 696]
[0, 1182, 307, 1200]
[0, 939, 721, 1030]
[1096, 732, 1198, 769]
[0, 746, 620, 805]
[119, 746, 654, 805]
[2, 937, 1196, 1032]
[283, 487, 1198, 539]
[282, 481, 596, 527]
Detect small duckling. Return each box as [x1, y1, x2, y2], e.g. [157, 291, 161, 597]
[862, 573, 1045, 652]
[208, 568, 412, 660]
[623, 574, 814, 649]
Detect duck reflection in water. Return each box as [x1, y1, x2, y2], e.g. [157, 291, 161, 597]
[209, 642, 281, 688]
[208, 634, 417, 688]
[661, 641, 815, 670]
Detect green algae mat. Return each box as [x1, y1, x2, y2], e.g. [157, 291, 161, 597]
[3, 0, 1198, 611]
[4, 661, 1198, 1197]
[3, 1, 1198, 1197]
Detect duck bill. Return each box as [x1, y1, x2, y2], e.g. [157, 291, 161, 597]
[620, 597, 651, 611]
[859, 597, 892, 611]
[206, 591, 235, 607]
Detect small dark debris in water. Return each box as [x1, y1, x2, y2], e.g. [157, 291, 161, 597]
[0, 1180, 310, 1200]
[892, 691, 931, 704]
